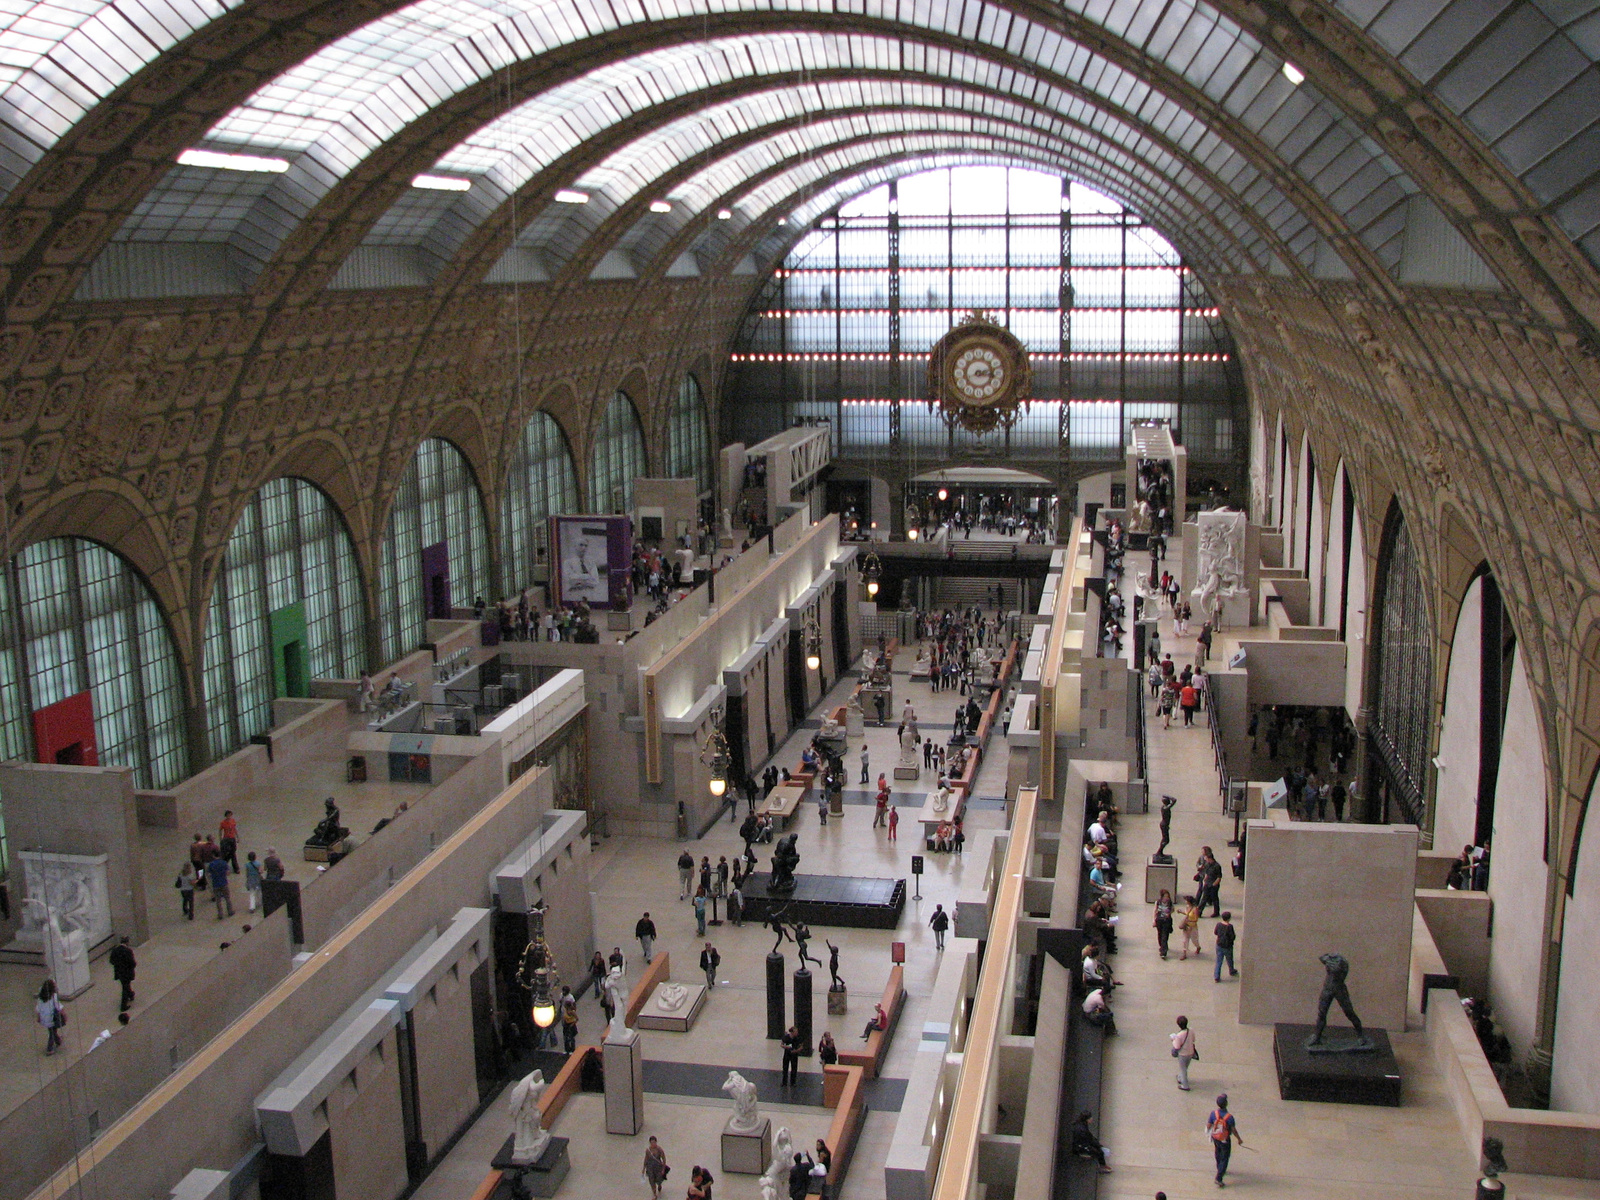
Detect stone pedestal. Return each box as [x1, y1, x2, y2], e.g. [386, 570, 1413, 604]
[829, 791, 844, 816]
[721, 1116, 772, 1174]
[766, 952, 786, 1040]
[827, 986, 848, 1015]
[603, 1029, 644, 1135]
[492, 1135, 571, 1197]
[1145, 857, 1178, 904]
[302, 838, 348, 862]
[793, 968, 814, 1056]
[893, 764, 921, 781]
[845, 706, 864, 738]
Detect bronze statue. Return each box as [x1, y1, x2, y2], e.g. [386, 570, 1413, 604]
[768, 904, 793, 956]
[1305, 952, 1373, 1052]
[769, 832, 800, 894]
[826, 940, 844, 991]
[794, 921, 818, 970]
[309, 797, 348, 847]
[1154, 794, 1176, 863]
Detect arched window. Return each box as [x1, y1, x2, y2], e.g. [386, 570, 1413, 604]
[0, 538, 188, 789]
[666, 374, 713, 494]
[588, 391, 647, 513]
[201, 478, 366, 762]
[377, 438, 491, 662]
[503, 411, 579, 594]
[1369, 502, 1433, 825]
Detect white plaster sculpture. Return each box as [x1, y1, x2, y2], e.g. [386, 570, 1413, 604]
[17, 852, 112, 953]
[655, 982, 689, 1012]
[722, 1070, 763, 1133]
[22, 898, 90, 997]
[1132, 499, 1151, 533]
[901, 701, 918, 735]
[1191, 510, 1247, 626]
[845, 695, 864, 736]
[508, 1069, 552, 1164]
[604, 966, 630, 1039]
[760, 1126, 795, 1200]
[898, 723, 919, 768]
[932, 784, 950, 814]
[721, 507, 735, 542]
[819, 714, 844, 740]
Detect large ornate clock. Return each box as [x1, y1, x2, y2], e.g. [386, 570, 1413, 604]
[927, 312, 1032, 435]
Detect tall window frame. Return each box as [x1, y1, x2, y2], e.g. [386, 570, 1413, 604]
[0, 538, 189, 789]
[588, 391, 647, 513]
[201, 477, 366, 763]
[503, 411, 580, 594]
[378, 438, 491, 661]
[666, 374, 714, 494]
[1369, 503, 1433, 825]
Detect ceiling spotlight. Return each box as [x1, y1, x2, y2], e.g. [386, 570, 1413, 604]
[554, 189, 589, 204]
[1282, 61, 1305, 85]
[178, 148, 289, 173]
[777, 218, 787, 226]
[649, 200, 673, 213]
[717, 208, 733, 220]
[412, 173, 471, 191]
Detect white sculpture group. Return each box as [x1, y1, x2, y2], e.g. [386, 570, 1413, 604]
[22, 898, 90, 997]
[1191, 510, 1246, 627]
[722, 1070, 762, 1133]
[759, 1126, 795, 1200]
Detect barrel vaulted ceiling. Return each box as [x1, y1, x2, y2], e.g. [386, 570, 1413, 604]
[2, 0, 1598, 341]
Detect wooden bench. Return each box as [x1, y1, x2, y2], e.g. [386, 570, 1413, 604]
[836, 964, 905, 1078]
[468, 1044, 600, 1198]
[821, 1063, 868, 1193]
[625, 951, 671, 1028]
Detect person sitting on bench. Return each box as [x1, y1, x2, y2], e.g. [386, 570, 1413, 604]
[861, 1002, 888, 1041]
[1082, 987, 1118, 1035]
[1069, 1110, 1113, 1174]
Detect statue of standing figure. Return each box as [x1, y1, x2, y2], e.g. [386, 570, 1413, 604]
[508, 1069, 551, 1163]
[1154, 794, 1177, 863]
[603, 966, 630, 1039]
[826, 940, 845, 992]
[760, 1127, 796, 1200]
[1305, 952, 1373, 1052]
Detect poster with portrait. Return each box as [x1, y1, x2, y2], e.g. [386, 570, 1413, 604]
[552, 516, 632, 610]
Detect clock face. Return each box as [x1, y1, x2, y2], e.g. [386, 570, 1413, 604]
[951, 345, 1007, 404]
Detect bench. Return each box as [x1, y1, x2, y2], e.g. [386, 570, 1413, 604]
[836, 964, 905, 1078]
[468, 1043, 600, 1198]
[821, 1063, 868, 1193]
[625, 952, 671, 1028]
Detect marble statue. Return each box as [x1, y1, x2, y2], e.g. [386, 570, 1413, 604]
[898, 722, 919, 769]
[760, 1127, 796, 1200]
[1191, 510, 1247, 626]
[845, 694, 864, 737]
[901, 701, 918, 736]
[508, 1069, 551, 1163]
[721, 507, 734, 542]
[932, 784, 950, 814]
[655, 982, 688, 1011]
[22, 897, 90, 997]
[722, 1070, 762, 1133]
[1305, 953, 1373, 1052]
[769, 834, 800, 894]
[16, 851, 112, 956]
[603, 966, 630, 1039]
[818, 713, 844, 741]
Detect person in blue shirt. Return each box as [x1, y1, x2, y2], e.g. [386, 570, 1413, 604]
[206, 854, 234, 919]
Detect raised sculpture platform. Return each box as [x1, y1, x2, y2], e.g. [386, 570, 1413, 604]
[738, 873, 906, 929]
[491, 1135, 571, 1197]
[635, 980, 707, 1032]
[1272, 1024, 1401, 1106]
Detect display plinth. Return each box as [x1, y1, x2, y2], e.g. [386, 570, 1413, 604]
[302, 838, 348, 862]
[721, 1116, 772, 1174]
[827, 986, 848, 1015]
[766, 952, 786, 1039]
[739, 873, 905, 929]
[893, 764, 921, 781]
[491, 1135, 570, 1197]
[1272, 1024, 1400, 1106]
[635, 981, 707, 1032]
[1145, 857, 1178, 903]
[603, 1029, 645, 1134]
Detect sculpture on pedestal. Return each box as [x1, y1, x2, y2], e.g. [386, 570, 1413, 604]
[826, 941, 845, 992]
[1305, 953, 1373, 1052]
[1154, 795, 1177, 863]
[794, 921, 818, 971]
[603, 966, 630, 1039]
[508, 1069, 551, 1164]
[769, 834, 800, 894]
[767, 906, 793, 955]
[1191, 511, 1247, 627]
[722, 1070, 762, 1133]
[898, 723, 919, 770]
[932, 783, 950, 814]
[308, 797, 349, 848]
[655, 983, 688, 1011]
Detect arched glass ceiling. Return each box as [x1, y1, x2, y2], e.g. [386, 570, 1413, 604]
[7, 1, 1598, 267]
[116, 2, 1417, 278]
[507, 105, 1262, 279]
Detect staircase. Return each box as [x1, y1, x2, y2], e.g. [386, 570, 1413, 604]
[933, 577, 1021, 609]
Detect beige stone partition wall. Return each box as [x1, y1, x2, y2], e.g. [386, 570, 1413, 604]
[1239, 819, 1419, 1032]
